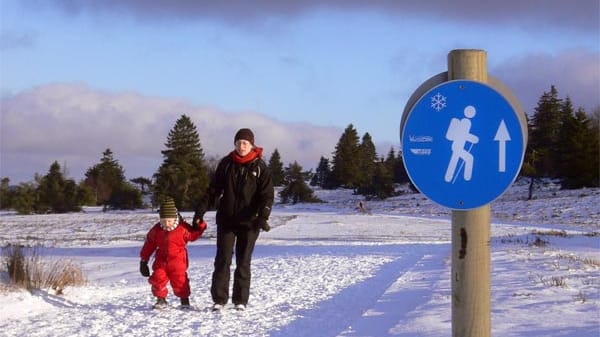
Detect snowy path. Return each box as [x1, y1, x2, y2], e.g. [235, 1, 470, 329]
[1, 244, 451, 337]
[1, 212, 455, 337]
[275, 245, 450, 337]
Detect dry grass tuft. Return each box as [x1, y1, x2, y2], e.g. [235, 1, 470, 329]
[2, 244, 86, 294]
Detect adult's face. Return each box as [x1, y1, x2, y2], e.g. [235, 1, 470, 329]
[235, 139, 253, 157]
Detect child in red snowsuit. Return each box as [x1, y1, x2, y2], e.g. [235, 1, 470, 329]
[139, 196, 206, 309]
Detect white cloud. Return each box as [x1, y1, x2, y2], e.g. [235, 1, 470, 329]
[0, 83, 341, 183]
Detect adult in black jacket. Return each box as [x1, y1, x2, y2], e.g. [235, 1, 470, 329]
[193, 128, 274, 311]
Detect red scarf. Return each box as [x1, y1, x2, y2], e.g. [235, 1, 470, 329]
[230, 147, 263, 164]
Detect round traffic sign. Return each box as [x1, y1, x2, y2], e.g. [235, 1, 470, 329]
[401, 80, 526, 210]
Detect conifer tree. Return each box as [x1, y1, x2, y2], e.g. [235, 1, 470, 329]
[384, 147, 408, 184]
[384, 148, 397, 181]
[130, 177, 153, 195]
[520, 147, 540, 200]
[331, 124, 361, 188]
[591, 108, 600, 187]
[310, 156, 334, 188]
[279, 161, 321, 204]
[396, 152, 410, 185]
[153, 115, 208, 210]
[356, 132, 377, 191]
[369, 160, 395, 199]
[37, 161, 82, 213]
[11, 182, 37, 215]
[0, 177, 11, 209]
[557, 106, 599, 188]
[527, 85, 563, 177]
[268, 149, 285, 187]
[84, 149, 133, 209]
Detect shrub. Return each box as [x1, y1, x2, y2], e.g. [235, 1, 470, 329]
[2, 244, 86, 294]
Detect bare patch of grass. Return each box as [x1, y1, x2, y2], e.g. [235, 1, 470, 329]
[582, 257, 600, 267]
[556, 253, 600, 268]
[532, 229, 567, 237]
[2, 244, 86, 294]
[538, 275, 568, 287]
[496, 234, 549, 247]
[530, 236, 549, 247]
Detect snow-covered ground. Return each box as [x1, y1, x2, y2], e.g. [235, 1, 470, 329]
[0, 179, 599, 337]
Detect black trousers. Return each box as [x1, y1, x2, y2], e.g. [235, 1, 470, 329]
[211, 225, 260, 305]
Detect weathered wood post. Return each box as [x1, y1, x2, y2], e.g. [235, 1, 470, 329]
[448, 49, 491, 337]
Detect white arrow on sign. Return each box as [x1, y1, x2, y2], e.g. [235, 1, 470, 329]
[494, 120, 511, 172]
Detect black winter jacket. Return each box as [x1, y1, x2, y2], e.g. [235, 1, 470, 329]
[198, 154, 274, 228]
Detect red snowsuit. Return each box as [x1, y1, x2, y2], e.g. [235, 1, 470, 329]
[140, 219, 206, 299]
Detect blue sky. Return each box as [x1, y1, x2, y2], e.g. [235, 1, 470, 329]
[1, 0, 599, 183]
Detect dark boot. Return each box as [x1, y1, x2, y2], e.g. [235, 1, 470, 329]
[152, 297, 168, 309]
[180, 297, 191, 309]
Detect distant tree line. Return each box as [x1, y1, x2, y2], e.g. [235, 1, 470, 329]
[307, 124, 409, 200]
[0, 149, 143, 214]
[522, 85, 599, 198]
[1, 86, 597, 213]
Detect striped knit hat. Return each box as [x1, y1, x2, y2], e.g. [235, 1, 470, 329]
[159, 196, 177, 219]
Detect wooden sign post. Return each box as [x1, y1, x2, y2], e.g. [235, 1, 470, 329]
[401, 48, 527, 337]
[448, 49, 491, 337]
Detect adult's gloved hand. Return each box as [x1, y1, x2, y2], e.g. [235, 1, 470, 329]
[139, 260, 150, 277]
[192, 211, 204, 227]
[254, 218, 270, 232]
[191, 220, 207, 232]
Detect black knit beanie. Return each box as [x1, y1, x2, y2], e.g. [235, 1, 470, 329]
[234, 128, 255, 145]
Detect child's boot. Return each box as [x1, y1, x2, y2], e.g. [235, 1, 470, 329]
[180, 297, 191, 309]
[153, 297, 168, 309]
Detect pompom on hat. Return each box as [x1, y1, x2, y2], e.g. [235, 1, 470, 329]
[234, 128, 255, 146]
[159, 196, 178, 219]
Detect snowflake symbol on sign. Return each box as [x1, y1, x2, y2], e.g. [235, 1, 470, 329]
[430, 93, 447, 111]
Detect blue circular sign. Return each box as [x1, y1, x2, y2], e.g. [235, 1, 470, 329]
[401, 80, 525, 210]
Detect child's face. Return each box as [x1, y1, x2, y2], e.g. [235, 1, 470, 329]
[235, 139, 253, 157]
[160, 218, 178, 231]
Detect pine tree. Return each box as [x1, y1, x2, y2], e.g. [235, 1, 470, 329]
[396, 152, 410, 185]
[279, 161, 321, 204]
[0, 177, 10, 209]
[591, 108, 600, 187]
[331, 124, 361, 188]
[527, 85, 563, 177]
[384, 147, 409, 184]
[557, 106, 599, 188]
[370, 160, 395, 199]
[384, 148, 397, 181]
[356, 133, 377, 192]
[153, 115, 208, 210]
[310, 156, 334, 188]
[131, 177, 153, 195]
[84, 149, 125, 206]
[11, 182, 37, 215]
[85, 149, 141, 210]
[268, 149, 285, 187]
[520, 147, 540, 200]
[37, 161, 82, 213]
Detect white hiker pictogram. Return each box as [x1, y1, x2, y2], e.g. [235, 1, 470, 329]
[444, 105, 479, 183]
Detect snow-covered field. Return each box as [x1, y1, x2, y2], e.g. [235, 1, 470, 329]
[0, 179, 599, 337]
